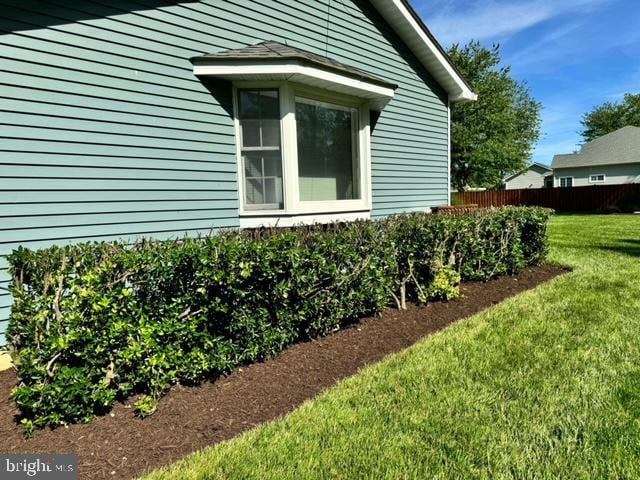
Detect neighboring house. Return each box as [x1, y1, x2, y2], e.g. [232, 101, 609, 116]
[504, 163, 553, 190]
[0, 1, 475, 341]
[552, 126, 640, 187]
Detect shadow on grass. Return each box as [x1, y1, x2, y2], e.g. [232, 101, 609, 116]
[600, 239, 640, 258]
[553, 212, 640, 216]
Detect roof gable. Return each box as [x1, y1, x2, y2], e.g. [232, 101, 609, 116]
[193, 1, 476, 105]
[504, 163, 552, 182]
[370, 0, 476, 102]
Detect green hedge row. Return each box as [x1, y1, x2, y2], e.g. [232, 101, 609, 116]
[7, 207, 551, 433]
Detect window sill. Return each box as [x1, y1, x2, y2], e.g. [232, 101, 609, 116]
[240, 198, 371, 217]
[239, 210, 371, 228]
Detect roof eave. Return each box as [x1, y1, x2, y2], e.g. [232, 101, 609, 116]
[191, 58, 397, 110]
[532, 162, 552, 171]
[370, 0, 476, 103]
[190, 56, 398, 90]
[449, 90, 478, 103]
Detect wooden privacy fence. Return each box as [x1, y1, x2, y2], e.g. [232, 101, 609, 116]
[453, 184, 640, 211]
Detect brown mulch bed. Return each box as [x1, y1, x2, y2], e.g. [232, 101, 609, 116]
[0, 264, 565, 480]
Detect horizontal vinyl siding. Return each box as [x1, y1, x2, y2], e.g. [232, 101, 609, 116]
[553, 163, 640, 187]
[0, 0, 449, 342]
[505, 167, 550, 190]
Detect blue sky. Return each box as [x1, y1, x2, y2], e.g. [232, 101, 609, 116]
[412, 0, 640, 165]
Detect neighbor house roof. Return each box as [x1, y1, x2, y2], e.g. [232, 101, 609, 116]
[191, 0, 477, 104]
[552, 126, 640, 169]
[503, 162, 552, 182]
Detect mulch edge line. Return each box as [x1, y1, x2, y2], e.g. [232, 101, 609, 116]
[0, 264, 567, 480]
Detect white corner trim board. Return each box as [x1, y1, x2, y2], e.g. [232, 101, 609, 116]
[447, 98, 452, 205]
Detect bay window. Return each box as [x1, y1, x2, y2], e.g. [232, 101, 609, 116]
[233, 82, 372, 222]
[191, 40, 397, 225]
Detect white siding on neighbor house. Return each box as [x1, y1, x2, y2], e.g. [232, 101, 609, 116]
[553, 163, 640, 187]
[505, 165, 550, 190]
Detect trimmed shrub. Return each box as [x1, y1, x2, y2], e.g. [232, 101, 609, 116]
[427, 267, 461, 301]
[7, 207, 551, 433]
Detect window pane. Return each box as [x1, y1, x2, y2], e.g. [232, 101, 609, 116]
[241, 120, 261, 147]
[245, 177, 264, 205]
[263, 177, 280, 205]
[295, 98, 359, 201]
[238, 90, 261, 119]
[239, 90, 279, 120]
[242, 151, 283, 209]
[263, 153, 282, 177]
[244, 153, 262, 178]
[261, 119, 280, 147]
[260, 90, 280, 119]
[238, 90, 281, 148]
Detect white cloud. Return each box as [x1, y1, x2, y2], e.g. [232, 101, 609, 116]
[417, 0, 610, 45]
[506, 22, 583, 69]
[507, 20, 640, 73]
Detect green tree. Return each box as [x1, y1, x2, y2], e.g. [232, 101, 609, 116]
[581, 93, 640, 142]
[448, 42, 541, 190]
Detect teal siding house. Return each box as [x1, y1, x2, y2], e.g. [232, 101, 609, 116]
[0, 0, 475, 340]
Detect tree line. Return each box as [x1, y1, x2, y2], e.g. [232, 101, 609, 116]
[449, 41, 638, 190]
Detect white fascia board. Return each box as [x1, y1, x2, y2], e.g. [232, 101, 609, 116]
[193, 63, 395, 109]
[370, 0, 477, 103]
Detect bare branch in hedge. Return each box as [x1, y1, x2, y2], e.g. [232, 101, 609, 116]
[389, 290, 402, 311]
[51, 253, 67, 333]
[45, 352, 62, 378]
[178, 307, 203, 321]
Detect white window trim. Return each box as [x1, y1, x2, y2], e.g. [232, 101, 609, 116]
[588, 173, 606, 183]
[233, 81, 372, 224]
[559, 176, 574, 187]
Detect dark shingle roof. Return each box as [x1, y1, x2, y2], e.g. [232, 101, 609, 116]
[191, 41, 397, 89]
[552, 126, 640, 169]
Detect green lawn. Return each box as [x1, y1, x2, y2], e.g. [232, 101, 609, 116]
[144, 214, 640, 480]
